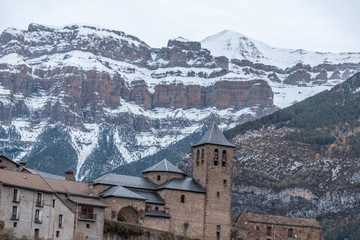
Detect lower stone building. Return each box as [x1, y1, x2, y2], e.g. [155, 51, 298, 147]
[233, 211, 322, 240]
[0, 169, 107, 240]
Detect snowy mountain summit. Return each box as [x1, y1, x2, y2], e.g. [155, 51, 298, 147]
[201, 29, 360, 69]
[0, 24, 359, 180]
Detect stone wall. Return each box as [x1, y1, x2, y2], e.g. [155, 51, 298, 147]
[157, 189, 205, 239]
[104, 220, 200, 240]
[235, 216, 322, 240]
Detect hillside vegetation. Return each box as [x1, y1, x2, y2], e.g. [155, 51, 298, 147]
[225, 72, 360, 155]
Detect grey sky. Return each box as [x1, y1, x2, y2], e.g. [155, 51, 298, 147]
[0, 0, 359, 53]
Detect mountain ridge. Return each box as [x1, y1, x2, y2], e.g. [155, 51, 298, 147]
[0, 23, 359, 181]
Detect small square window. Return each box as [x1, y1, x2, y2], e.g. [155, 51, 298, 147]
[86, 224, 90, 229]
[256, 226, 260, 231]
[223, 179, 227, 184]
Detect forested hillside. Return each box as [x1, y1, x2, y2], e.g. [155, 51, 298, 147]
[225, 72, 360, 156]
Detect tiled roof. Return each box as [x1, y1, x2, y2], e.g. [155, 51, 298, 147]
[25, 168, 65, 180]
[0, 169, 53, 193]
[68, 196, 108, 208]
[145, 210, 171, 218]
[192, 124, 236, 148]
[142, 159, 185, 175]
[0, 155, 20, 167]
[131, 190, 165, 205]
[45, 178, 93, 197]
[156, 177, 206, 193]
[238, 212, 321, 229]
[100, 186, 146, 201]
[93, 173, 156, 190]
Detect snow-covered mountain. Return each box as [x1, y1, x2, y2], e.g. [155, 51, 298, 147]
[201, 30, 360, 69]
[0, 24, 359, 180]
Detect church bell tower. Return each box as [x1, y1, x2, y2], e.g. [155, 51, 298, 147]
[192, 124, 236, 240]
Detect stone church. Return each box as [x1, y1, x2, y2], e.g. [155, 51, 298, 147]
[92, 123, 235, 239]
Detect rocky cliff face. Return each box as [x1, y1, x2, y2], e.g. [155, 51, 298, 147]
[0, 24, 359, 180]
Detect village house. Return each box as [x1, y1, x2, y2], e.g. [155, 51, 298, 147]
[0, 124, 322, 240]
[0, 167, 107, 239]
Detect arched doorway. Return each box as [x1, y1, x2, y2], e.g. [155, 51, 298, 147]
[117, 206, 138, 224]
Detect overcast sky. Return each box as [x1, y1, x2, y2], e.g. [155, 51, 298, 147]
[1, 0, 359, 53]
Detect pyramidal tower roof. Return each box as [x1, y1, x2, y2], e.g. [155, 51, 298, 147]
[192, 124, 236, 148]
[142, 159, 185, 175]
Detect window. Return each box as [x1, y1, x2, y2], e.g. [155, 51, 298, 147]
[146, 205, 151, 211]
[35, 209, 42, 223]
[216, 225, 221, 240]
[288, 228, 294, 238]
[36, 193, 43, 207]
[56, 231, 60, 237]
[222, 150, 227, 166]
[13, 189, 20, 203]
[11, 206, 19, 220]
[180, 195, 185, 203]
[256, 226, 260, 231]
[217, 192, 220, 197]
[80, 206, 94, 220]
[214, 149, 219, 165]
[52, 199, 56, 208]
[196, 149, 200, 166]
[155, 207, 159, 211]
[13, 222, 17, 228]
[58, 215, 63, 228]
[86, 224, 90, 229]
[157, 175, 161, 181]
[223, 179, 227, 184]
[266, 227, 272, 236]
[201, 149, 204, 163]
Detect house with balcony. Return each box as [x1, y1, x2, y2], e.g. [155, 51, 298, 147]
[0, 169, 107, 239]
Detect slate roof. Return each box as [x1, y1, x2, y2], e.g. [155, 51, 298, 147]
[142, 159, 185, 175]
[93, 173, 157, 190]
[25, 168, 65, 180]
[192, 124, 236, 148]
[0, 169, 53, 193]
[131, 190, 166, 205]
[100, 186, 146, 201]
[0, 155, 20, 167]
[156, 177, 206, 193]
[237, 212, 321, 229]
[145, 210, 171, 218]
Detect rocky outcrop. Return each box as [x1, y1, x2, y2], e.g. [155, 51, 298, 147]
[283, 69, 311, 85]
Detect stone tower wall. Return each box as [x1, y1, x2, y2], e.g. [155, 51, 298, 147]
[193, 144, 234, 240]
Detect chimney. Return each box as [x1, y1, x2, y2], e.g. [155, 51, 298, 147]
[65, 169, 74, 181]
[20, 161, 26, 172]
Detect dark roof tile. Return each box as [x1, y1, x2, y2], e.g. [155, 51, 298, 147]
[156, 177, 206, 193]
[93, 173, 156, 190]
[142, 159, 185, 175]
[100, 186, 146, 200]
[192, 124, 235, 148]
